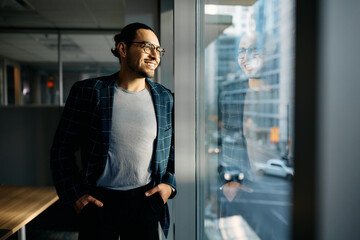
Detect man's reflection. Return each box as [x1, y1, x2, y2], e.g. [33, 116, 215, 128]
[218, 33, 264, 211]
[238, 33, 263, 77]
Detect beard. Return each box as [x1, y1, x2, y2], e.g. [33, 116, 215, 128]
[138, 69, 155, 78]
[126, 57, 155, 78]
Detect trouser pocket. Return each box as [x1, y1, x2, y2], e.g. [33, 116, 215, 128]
[148, 192, 164, 213]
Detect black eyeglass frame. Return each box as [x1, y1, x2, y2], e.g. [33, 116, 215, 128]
[131, 41, 166, 57]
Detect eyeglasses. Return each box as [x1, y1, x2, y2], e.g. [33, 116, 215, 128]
[238, 47, 259, 59]
[132, 41, 165, 57]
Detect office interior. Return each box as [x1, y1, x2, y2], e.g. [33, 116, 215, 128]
[0, 0, 359, 239]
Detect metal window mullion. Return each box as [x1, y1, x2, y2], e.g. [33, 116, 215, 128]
[174, 0, 197, 239]
[195, 0, 206, 239]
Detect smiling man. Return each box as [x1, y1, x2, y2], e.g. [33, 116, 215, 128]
[50, 23, 176, 240]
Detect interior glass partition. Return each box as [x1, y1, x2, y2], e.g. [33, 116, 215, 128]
[0, 32, 119, 106]
[0, 33, 59, 105]
[197, 0, 296, 239]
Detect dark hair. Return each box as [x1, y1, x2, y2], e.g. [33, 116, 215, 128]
[111, 22, 154, 59]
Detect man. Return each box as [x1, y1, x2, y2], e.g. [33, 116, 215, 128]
[50, 22, 176, 240]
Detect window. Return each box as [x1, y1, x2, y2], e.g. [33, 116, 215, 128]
[197, 0, 295, 239]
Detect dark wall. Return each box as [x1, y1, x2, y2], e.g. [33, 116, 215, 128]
[0, 106, 62, 186]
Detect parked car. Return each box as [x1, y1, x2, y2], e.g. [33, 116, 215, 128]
[253, 159, 294, 180]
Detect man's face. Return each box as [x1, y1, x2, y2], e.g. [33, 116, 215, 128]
[238, 34, 263, 76]
[124, 29, 161, 78]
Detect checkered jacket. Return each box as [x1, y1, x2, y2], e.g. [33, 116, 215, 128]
[50, 72, 176, 237]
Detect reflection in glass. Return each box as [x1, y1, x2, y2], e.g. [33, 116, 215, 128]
[199, 0, 295, 239]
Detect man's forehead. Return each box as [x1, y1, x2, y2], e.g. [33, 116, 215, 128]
[134, 29, 160, 46]
[239, 34, 257, 48]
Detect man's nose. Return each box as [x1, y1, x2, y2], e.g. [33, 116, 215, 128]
[241, 53, 248, 62]
[149, 48, 160, 58]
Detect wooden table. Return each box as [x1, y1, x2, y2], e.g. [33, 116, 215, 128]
[0, 185, 59, 240]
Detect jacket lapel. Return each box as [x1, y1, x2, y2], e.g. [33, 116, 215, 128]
[146, 79, 162, 177]
[100, 73, 118, 155]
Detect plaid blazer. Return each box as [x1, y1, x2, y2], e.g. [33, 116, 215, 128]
[50, 72, 176, 237]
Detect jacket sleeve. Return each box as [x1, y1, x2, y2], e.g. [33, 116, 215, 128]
[50, 81, 92, 206]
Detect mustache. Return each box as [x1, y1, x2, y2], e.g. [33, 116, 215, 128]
[144, 58, 159, 65]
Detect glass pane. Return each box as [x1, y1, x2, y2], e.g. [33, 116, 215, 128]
[0, 33, 59, 105]
[61, 34, 119, 104]
[197, 0, 295, 239]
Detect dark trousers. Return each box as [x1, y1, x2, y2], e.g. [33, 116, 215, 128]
[78, 183, 164, 240]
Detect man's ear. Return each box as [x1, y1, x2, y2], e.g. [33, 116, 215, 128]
[117, 42, 127, 59]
